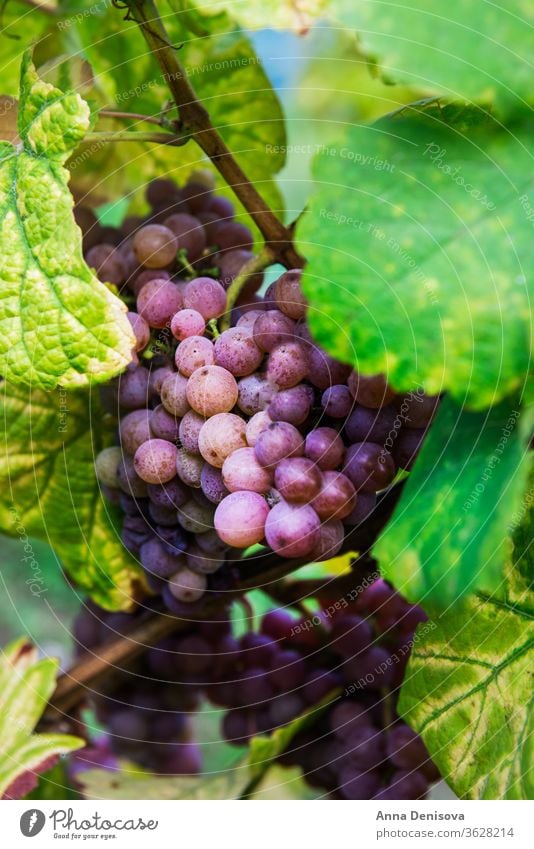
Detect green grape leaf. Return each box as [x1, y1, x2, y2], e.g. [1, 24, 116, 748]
[0, 638, 83, 799]
[298, 103, 532, 409]
[399, 489, 534, 798]
[62, 0, 285, 217]
[0, 51, 135, 389]
[79, 691, 338, 799]
[0, 381, 147, 611]
[0, 2, 56, 97]
[375, 396, 532, 605]
[335, 0, 532, 117]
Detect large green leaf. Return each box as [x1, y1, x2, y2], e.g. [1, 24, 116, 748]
[0, 638, 83, 799]
[0, 52, 134, 389]
[399, 487, 534, 798]
[335, 0, 532, 117]
[191, 0, 328, 33]
[298, 103, 533, 410]
[59, 0, 285, 216]
[0, 381, 146, 611]
[375, 396, 533, 605]
[0, 2, 56, 96]
[79, 691, 338, 799]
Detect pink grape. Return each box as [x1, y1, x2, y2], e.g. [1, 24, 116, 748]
[237, 374, 276, 415]
[175, 448, 203, 487]
[253, 310, 295, 352]
[171, 309, 206, 341]
[254, 422, 304, 468]
[214, 492, 269, 547]
[160, 372, 190, 417]
[187, 365, 238, 417]
[179, 410, 206, 454]
[134, 439, 178, 484]
[264, 501, 320, 558]
[236, 309, 264, 331]
[268, 384, 313, 425]
[183, 277, 227, 320]
[245, 411, 272, 446]
[175, 336, 214, 376]
[273, 269, 307, 320]
[305, 427, 345, 470]
[200, 464, 230, 504]
[312, 471, 357, 520]
[266, 341, 308, 389]
[119, 409, 153, 455]
[150, 404, 180, 441]
[127, 311, 150, 351]
[222, 447, 273, 493]
[214, 328, 263, 376]
[133, 224, 177, 268]
[137, 278, 183, 328]
[198, 413, 247, 467]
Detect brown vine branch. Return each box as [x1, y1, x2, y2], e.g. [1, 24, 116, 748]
[41, 484, 402, 728]
[122, 0, 304, 270]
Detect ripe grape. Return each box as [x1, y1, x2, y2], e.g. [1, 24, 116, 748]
[268, 384, 313, 425]
[273, 269, 307, 320]
[266, 341, 308, 389]
[175, 336, 215, 377]
[147, 478, 189, 509]
[264, 501, 320, 558]
[183, 277, 227, 320]
[160, 372, 190, 417]
[254, 422, 304, 468]
[321, 384, 353, 418]
[222, 447, 273, 493]
[150, 404, 181, 442]
[214, 328, 263, 376]
[168, 568, 207, 603]
[134, 439, 178, 484]
[344, 442, 396, 492]
[198, 413, 247, 467]
[237, 373, 275, 415]
[186, 365, 238, 417]
[164, 213, 206, 262]
[245, 411, 272, 446]
[119, 409, 153, 455]
[133, 224, 177, 268]
[304, 427, 345, 470]
[86, 243, 126, 286]
[175, 449, 203, 487]
[200, 464, 229, 504]
[211, 220, 253, 252]
[127, 311, 150, 351]
[179, 410, 206, 454]
[140, 539, 185, 578]
[118, 365, 149, 409]
[273, 458, 322, 503]
[312, 518, 344, 560]
[312, 471, 356, 520]
[170, 309, 206, 341]
[214, 491, 269, 547]
[136, 278, 183, 328]
[253, 310, 295, 352]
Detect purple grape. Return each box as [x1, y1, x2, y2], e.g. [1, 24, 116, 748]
[343, 442, 396, 492]
[305, 427, 345, 470]
[200, 463, 230, 504]
[274, 457, 322, 503]
[264, 501, 320, 558]
[254, 422, 304, 468]
[321, 384, 353, 418]
[214, 328, 263, 376]
[118, 365, 150, 410]
[164, 213, 206, 262]
[150, 404, 181, 442]
[268, 384, 313, 425]
[140, 538, 185, 578]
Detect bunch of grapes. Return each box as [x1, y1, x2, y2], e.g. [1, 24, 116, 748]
[87, 175, 439, 614]
[73, 577, 439, 797]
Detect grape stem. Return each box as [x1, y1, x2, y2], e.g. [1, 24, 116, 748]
[119, 0, 304, 270]
[39, 484, 402, 729]
[84, 129, 189, 146]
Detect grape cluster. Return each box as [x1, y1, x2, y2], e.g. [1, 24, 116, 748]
[74, 577, 439, 797]
[88, 175, 438, 613]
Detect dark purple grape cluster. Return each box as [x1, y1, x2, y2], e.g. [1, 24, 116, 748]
[74, 577, 439, 797]
[87, 174, 439, 614]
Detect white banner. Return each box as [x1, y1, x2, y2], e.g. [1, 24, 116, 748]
[1, 800, 531, 848]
